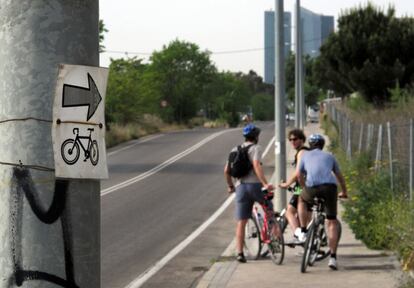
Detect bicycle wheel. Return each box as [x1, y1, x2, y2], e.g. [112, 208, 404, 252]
[244, 217, 261, 260]
[301, 221, 316, 273]
[90, 140, 99, 166]
[61, 139, 80, 165]
[268, 220, 285, 265]
[309, 222, 324, 266]
[277, 212, 288, 234]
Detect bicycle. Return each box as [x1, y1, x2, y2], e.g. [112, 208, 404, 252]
[244, 189, 285, 265]
[61, 128, 99, 166]
[300, 197, 342, 273]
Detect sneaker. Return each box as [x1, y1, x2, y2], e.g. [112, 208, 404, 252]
[236, 254, 247, 263]
[328, 257, 337, 270]
[297, 231, 306, 243]
[293, 227, 302, 238]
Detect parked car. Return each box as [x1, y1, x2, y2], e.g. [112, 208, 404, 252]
[307, 104, 320, 123]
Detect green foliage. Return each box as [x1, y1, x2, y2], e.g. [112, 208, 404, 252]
[314, 3, 414, 106]
[323, 114, 414, 275]
[346, 93, 374, 112]
[145, 39, 216, 123]
[285, 53, 323, 106]
[106, 58, 150, 124]
[251, 93, 274, 121]
[99, 20, 108, 53]
[105, 38, 273, 127]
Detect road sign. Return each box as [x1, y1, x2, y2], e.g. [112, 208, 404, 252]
[52, 64, 109, 179]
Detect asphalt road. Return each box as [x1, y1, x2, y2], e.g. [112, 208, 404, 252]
[101, 122, 275, 288]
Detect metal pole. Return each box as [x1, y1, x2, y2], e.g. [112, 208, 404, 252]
[0, 1, 100, 287]
[358, 122, 364, 153]
[387, 122, 394, 194]
[346, 119, 352, 159]
[375, 124, 383, 171]
[274, 0, 287, 212]
[294, 0, 301, 128]
[299, 7, 306, 128]
[410, 119, 413, 201]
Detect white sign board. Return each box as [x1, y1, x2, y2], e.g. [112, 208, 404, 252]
[52, 64, 109, 179]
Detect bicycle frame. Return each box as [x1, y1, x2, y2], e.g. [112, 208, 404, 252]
[71, 128, 94, 157]
[250, 197, 284, 265]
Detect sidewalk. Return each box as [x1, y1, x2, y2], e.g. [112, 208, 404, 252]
[196, 123, 400, 288]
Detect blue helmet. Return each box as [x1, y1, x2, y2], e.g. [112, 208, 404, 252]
[243, 124, 261, 139]
[308, 133, 325, 149]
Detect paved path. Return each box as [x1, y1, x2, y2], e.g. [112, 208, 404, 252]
[196, 123, 401, 288]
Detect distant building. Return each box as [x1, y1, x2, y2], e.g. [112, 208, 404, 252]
[264, 10, 291, 84]
[264, 8, 334, 84]
[301, 7, 334, 58]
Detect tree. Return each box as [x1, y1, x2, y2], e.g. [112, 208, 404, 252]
[144, 39, 216, 123]
[314, 3, 414, 105]
[99, 20, 108, 53]
[106, 58, 150, 124]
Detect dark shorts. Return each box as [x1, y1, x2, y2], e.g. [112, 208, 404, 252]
[289, 194, 299, 208]
[289, 194, 312, 211]
[301, 184, 338, 219]
[235, 183, 272, 220]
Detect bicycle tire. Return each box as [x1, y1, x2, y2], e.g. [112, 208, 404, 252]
[301, 221, 316, 273]
[309, 221, 324, 266]
[244, 217, 261, 260]
[278, 214, 288, 234]
[61, 139, 80, 165]
[90, 140, 99, 166]
[268, 220, 285, 265]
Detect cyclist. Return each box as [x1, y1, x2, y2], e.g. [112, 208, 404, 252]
[296, 133, 347, 270]
[279, 128, 310, 242]
[224, 124, 275, 263]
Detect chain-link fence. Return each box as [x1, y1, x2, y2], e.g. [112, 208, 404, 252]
[325, 101, 414, 201]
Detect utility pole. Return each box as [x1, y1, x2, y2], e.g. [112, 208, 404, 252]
[0, 1, 100, 287]
[295, 0, 305, 128]
[274, 0, 287, 212]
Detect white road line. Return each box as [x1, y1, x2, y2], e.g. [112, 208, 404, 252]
[263, 136, 275, 158]
[123, 193, 235, 288]
[107, 135, 164, 157]
[101, 130, 231, 196]
[122, 135, 275, 288]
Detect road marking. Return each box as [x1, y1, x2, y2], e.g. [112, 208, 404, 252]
[101, 130, 231, 196]
[123, 193, 236, 288]
[263, 136, 275, 158]
[107, 134, 164, 157]
[122, 135, 275, 288]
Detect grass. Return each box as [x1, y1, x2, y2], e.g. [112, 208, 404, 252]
[105, 114, 228, 148]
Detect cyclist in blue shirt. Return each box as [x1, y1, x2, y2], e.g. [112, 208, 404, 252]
[296, 134, 348, 270]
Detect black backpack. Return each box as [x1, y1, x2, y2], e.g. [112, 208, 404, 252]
[227, 144, 253, 178]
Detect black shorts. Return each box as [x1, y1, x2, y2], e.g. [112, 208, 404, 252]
[289, 194, 312, 211]
[301, 184, 338, 219]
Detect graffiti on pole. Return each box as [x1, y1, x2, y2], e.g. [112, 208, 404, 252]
[9, 167, 79, 288]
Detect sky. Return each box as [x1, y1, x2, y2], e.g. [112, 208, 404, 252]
[99, 0, 414, 78]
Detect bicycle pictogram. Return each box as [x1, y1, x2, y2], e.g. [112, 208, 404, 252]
[61, 128, 99, 166]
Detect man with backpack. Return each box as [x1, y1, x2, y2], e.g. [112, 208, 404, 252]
[224, 124, 274, 263]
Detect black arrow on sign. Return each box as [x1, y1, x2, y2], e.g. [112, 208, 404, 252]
[62, 73, 102, 121]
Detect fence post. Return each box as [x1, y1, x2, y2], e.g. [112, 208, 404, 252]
[375, 124, 383, 171]
[366, 124, 373, 152]
[346, 119, 352, 159]
[358, 122, 364, 153]
[387, 122, 394, 195]
[410, 119, 413, 201]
